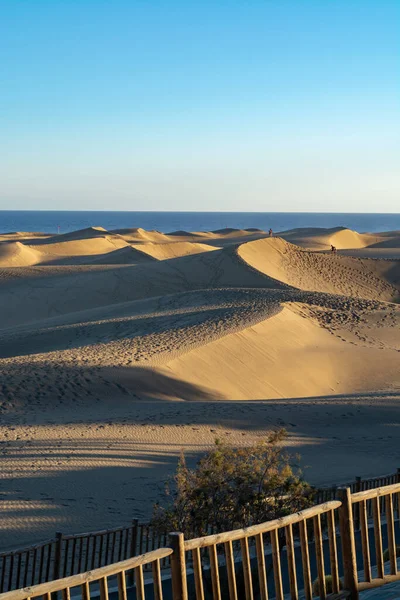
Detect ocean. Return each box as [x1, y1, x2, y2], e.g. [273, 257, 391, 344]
[0, 211, 399, 235]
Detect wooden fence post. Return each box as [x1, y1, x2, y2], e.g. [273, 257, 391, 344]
[354, 477, 361, 531]
[53, 532, 63, 580]
[52, 532, 63, 600]
[127, 519, 139, 587]
[338, 487, 358, 600]
[130, 519, 139, 558]
[169, 533, 187, 600]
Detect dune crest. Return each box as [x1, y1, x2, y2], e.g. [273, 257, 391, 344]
[237, 237, 400, 302]
[131, 241, 218, 260]
[158, 304, 400, 400]
[280, 226, 400, 251]
[0, 242, 40, 267]
[0, 241, 40, 266]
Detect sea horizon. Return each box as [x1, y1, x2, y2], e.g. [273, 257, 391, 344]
[0, 210, 399, 235]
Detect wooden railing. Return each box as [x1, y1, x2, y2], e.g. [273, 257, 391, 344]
[3, 482, 400, 600]
[0, 522, 170, 593]
[0, 538, 57, 592]
[0, 547, 173, 600]
[1, 472, 400, 597]
[0, 524, 139, 593]
[313, 468, 400, 528]
[346, 481, 400, 597]
[171, 501, 344, 600]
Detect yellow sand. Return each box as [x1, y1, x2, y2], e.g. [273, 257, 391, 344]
[160, 304, 399, 400]
[0, 225, 399, 548]
[281, 226, 400, 253]
[0, 241, 41, 267]
[237, 237, 400, 302]
[131, 241, 218, 260]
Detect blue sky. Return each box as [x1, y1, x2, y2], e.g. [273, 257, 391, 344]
[0, 0, 399, 212]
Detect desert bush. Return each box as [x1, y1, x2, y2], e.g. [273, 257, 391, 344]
[151, 429, 312, 539]
[312, 574, 343, 596]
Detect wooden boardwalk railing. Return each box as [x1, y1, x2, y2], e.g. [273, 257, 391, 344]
[348, 481, 400, 597]
[0, 524, 139, 593]
[0, 547, 173, 600]
[0, 538, 57, 592]
[3, 481, 400, 600]
[0, 522, 169, 593]
[1, 469, 399, 596]
[174, 501, 344, 600]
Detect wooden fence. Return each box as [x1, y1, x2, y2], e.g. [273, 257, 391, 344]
[348, 481, 400, 596]
[178, 500, 343, 600]
[2, 482, 400, 600]
[1, 469, 399, 594]
[0, 547, 172, 600]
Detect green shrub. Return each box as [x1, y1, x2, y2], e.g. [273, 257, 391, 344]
[151, 429, 312, 539]
[312, 575, 343, 596]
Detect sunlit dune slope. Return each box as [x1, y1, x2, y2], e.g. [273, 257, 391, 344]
[237, 237, 400, 302]
[25, 236, 129, 260]
[0, 233, 399, 329]
[280, 227, 379, 250]
[83, 245, 157, 264]
[110, 228, 170, 243]
[0, 241, 41, 266]
[0, 246, 285, 328]
[131, 241, 218, 260]
[154, 304, 400, 400]
[39, 226, 110, 242]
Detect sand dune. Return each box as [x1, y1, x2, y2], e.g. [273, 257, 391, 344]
[280, 226, 400, 254]
[0, 245, 286, 329]
[278, 226, 400, 259]
[41, 226, 109, 242]
[212, 227, 251, 235]
[281, 227, 371, 250]
[85, 245, 157, 265]
[0, 224, 399, 547]
[131, 241, 218, 260]
[27, 235, 129, 259]
[238, 237, 400, 302]
[167, 230, 204, 237]
[0, 241, 41, 266]
[0, 234, 398, 329]
[159, 303, 400, 400]
[0, 231, 49, 241]
[110, 227, 170, 243]
[368, 234, 400, 248]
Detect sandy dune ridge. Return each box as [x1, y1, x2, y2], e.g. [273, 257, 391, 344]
[0, 225, 399, 548]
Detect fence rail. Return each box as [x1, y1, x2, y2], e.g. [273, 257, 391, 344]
[2, 481, 400, 600]
[179, 501, 343, 600]
[0, 547, 173, 600]
[1, 469, 399, 594]
[350, 481, 400, 595]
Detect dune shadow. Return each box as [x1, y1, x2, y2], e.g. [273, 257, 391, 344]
[0, 363, 400, 547]
[0, 360, 223, 407]
[101, 365, 223, 402]
[0, 303, 248, 358]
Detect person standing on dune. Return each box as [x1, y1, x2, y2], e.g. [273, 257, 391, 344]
[269, 228, 273, 237]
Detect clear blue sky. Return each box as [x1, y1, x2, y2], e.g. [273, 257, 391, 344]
[0, 0, 399, 212]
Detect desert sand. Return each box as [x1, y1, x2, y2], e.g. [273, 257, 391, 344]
[0, 225, 399, 549]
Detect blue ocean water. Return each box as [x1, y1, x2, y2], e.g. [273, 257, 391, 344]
[0, 211, 399, 235]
